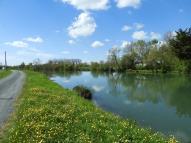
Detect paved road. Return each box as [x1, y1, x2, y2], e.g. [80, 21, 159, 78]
[0, 71, 25, 127]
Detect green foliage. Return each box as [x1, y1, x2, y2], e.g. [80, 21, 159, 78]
[13, 59, 83, 72]
[107, 48, 121, 71]
[90, 61, 111, 72]
[42, 59, 82, 72]
[19, 62, 26, 70]
[144, 45, 160, 71]
[111, 28, 191, 73]
[169, 28, 191, 72]
[1, 71, 177, 143]
[73, 85, 92, 100]
[90, 62, 100, 71]
[121, 51, 137, 70]
[169, 28, 191, 60]
[0, 70, 12, 79]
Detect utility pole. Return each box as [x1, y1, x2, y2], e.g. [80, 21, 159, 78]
[5, 51, 7, 70]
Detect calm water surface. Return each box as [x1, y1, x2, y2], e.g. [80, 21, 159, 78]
[50, 71, 191, 142]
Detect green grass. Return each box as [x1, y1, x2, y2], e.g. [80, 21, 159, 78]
[0, 70, 12, 79]
[1, 71, 177, 143]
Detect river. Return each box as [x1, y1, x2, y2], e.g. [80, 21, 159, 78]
[50, 71, 191, 142]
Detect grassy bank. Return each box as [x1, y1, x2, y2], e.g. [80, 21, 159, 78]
[0, 70, 12, 79]
[1, 71, 177, 143]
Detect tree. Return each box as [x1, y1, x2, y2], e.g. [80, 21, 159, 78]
[121, 51, 137, 70]
[107, 47, 121, 71]
[144, 46, 160, 72]
[169, 28, 191, 60]
[90, 62, 100, 71]
[133, 40, 148, 67]
[19, 62, 25, 70]
[33, 58, 41, 71]
[159, 45, 178, 73]
[169, 28, 191, 72]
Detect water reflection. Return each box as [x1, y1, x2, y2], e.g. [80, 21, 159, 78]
[46, 70, 82, 78]
[50, 72, 191, 142]
[114, 73, 191, 117]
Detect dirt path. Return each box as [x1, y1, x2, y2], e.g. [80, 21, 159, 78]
[0, 71, 25, 127]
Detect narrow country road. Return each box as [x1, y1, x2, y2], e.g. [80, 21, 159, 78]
[0, 71, 25, 127]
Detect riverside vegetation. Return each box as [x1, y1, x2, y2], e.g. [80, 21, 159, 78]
[15, 28, 191, 74]
[73, 85, 92, 100]
[1, 71, 177, 143]
[0, 70, 12, 79]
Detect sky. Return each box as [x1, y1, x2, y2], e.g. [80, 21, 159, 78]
[0, 0, 190, 65]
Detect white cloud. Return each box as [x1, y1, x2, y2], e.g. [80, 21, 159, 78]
[91, 41, 104, 48]
[17, 48, 53, 61]
[150, 32, 161, 40]
[134, 23, 144, 30]
[61, 51, 70, 54]
[55, 30, 61, 33]
[63, 80, 70, 83]
[122, 25, 132, 32]
[83, 50, 88, 54]
[132, 31, 147, 40]
[158, 41, 166, 47]
[68, 40, 75, 44]
[106, 51, 110, 56]
[5, 41, 28, 48]
[115, 0, 142, 8]
[121, 41, 131, 49]
[61, 0, 109, 11]
[68, 12, 97, 38]
[1, 46, 53, 65]
[35, 52, 52, 58]
[164, 31, 177, 39]
[24, 37, 43, 43]
[92, 85, 104, 92]
[105, 39, 110, 42]
[5, 37, 43, 49]
[122, 23, 144, 32]
[172, 31, 177, 37]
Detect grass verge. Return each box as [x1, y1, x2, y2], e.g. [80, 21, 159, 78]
[0, 70, 12, 79]
[1, 71, 177, 143]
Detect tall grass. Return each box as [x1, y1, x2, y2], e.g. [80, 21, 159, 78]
[0, 70, 12, 79]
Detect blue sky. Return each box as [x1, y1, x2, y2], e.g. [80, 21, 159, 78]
[0, 0, 190, 65]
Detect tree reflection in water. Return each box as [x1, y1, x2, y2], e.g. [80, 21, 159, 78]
[107, 72, 191, 117]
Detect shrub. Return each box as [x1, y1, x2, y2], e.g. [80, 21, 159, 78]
[73, 85, 92, 100]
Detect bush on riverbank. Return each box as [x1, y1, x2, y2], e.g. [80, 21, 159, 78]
[1, 71, 177, 143]
[73, 85, 92, 100]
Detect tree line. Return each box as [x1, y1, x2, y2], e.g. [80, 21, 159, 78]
[90, 28, 191, 73]
[16, 27, 191, 73]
